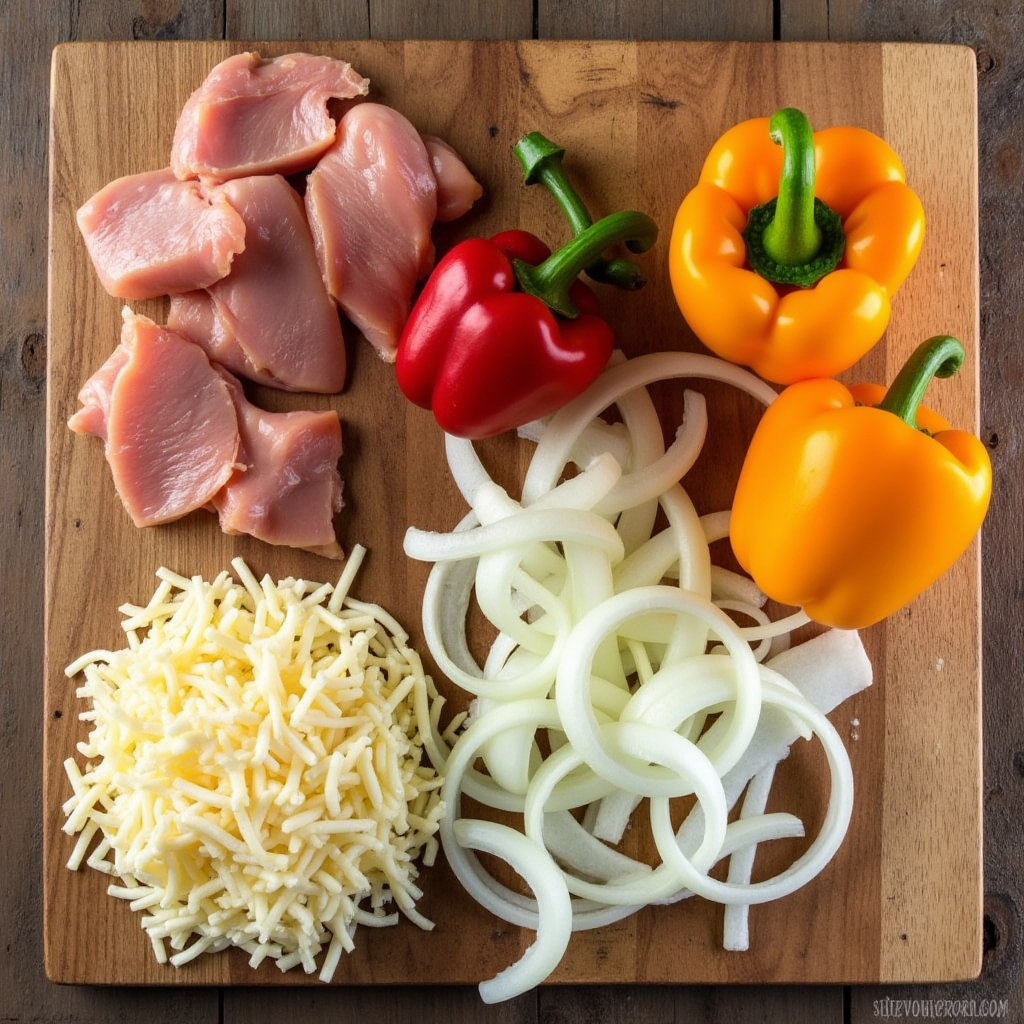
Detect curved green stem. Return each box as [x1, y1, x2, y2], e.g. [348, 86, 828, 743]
[741, 109, 846, 288]
[514, 210, 659, 318]
[762, 108, 822, 266]
[875, 335, 965, 428]
[513, 132, 649, 290]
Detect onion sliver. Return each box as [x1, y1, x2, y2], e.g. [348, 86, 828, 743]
[648, 680, 854, 905]
[453, 819, 572, 1004]
[421, 556, 569, 702]
[521, 351, 777, 504]
[524, 721, 728, 875]
[402, 349, 865, 1002]
[445, 434, 493, 507]
[722, 764, 776, 951]
[405, 506, 624, 564]
[593, 390, 707, 515]
[555, 586, 762, 791]
[542, 810, 651, 883]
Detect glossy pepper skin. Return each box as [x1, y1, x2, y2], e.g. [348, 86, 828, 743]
[669, 108, 926, 385]
[730, 336, 991, 630]
[395, 230, 614, 439]
[396, 131, 658, 440]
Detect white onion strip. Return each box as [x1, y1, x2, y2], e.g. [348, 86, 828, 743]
[453, 819, 572, 1004]
[521, 351, 777, 504]
[401, 349, 867, 1003]
[555, 586, 762, 791]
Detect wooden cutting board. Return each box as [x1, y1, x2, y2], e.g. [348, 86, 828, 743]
[44, 40, 981, 986]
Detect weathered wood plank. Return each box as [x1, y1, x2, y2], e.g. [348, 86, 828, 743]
[224, 986, 538, 1023]
[537, 985, 845, 1023]
[537, 0, 774, 39]
[2, 1, 1017, 1023]
[817, 3, 1024, 1021]
[64, 0, 224, 39]
[0, 0, 220, 1021]
[226, 0, 369, 39]
[779, 0, 828, 40]
[370, 0, 534, 39]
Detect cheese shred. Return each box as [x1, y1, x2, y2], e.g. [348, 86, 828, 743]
[62, 547, 445, 981]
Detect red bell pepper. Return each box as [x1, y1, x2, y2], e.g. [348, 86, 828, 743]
[395, 133, 658, 440]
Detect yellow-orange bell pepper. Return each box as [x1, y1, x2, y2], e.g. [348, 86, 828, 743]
[669, 107, 926, 385]
[730, 336, 991, 629]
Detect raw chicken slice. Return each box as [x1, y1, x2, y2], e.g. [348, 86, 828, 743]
[77, 169, 246, 299]
[171, 51, 369, 182]
[305, 102, 438, 361]
[213, 369, 344, 558]
[66, 345, 130, 440]
[422, 134, 484, 222]
[69, 310, 240, 527]
[168, 175, 346, 394]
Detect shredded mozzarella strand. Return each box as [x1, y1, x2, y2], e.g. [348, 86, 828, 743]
[62, 549, 445, 981]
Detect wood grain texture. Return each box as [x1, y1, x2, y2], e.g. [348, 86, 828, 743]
[0, 3, 220, 1024]
[44, 39, 980, 991]
[1, 1, 1017, 1023]
[536, 984, 844, 1023]
[224, 986, 540, 1023]
[370, 0, 534, 39]
[226, 0, 370, 39]
[779, 0, 828, 40]
[538, 0, 773, 40]
[829, 5, 1024, 1022]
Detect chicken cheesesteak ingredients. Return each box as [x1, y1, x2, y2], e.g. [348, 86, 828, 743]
[422, 134, 486, 222]
[72, 50, 483, 556]
[305, 102, 440, 361]
[77, 168, 247, 300]
[169, 174, 347, 394]
[62, 552, 444, 980]
[213, 369, 344, 558]
[69, 310, 344, 554]
[731, 335, 992, 629]
[171, 51, 370, 181]
[395, 133, 658, 438]
[403, 350, 872, 1002]
[669, 106, 926, 384]
[68, 309, 241, 526]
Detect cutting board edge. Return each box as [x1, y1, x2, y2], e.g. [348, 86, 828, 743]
[42, 38, 983, 989]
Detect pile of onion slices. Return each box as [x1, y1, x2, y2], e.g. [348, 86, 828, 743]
[403, 351, 872, 1004]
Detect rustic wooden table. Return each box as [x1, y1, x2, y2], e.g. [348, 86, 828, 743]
[3, 2, 1021, 1022]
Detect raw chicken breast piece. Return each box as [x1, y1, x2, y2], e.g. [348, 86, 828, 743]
[172, 51, 369, 182]
[169, 175, 346, 394]
[77, 169, 246, 299]
[422, 134, 484, 222]
[69, 309, 240, 527]
[66, 344, 130, 440]
[213, 369, 344, 558]
[305, 102, 438, 361]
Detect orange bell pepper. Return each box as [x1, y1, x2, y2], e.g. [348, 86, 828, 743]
[669, 107, 926, 384]
[730, 336, 991, 629]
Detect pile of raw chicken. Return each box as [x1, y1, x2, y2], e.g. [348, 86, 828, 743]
[70, 52, 482, 557]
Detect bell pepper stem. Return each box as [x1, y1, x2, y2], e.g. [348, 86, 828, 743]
[742, 108, 846, 288]
[875, 335, 965, 428]
[513, 131, 649, 290]
[514, 210, 659, 318]
[762, 108, 822, 266]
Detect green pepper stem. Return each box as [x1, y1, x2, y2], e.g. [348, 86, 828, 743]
[513, 131, 648, 290]
[762, 108, 823, 266]
[514, 210, 659, 318]
[875, 335, 965, 428]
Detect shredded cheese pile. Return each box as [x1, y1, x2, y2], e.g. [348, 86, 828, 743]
[62, 549, 445, 981]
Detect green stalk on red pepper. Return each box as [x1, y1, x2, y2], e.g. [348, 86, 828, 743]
[395, 133, 658, 439]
